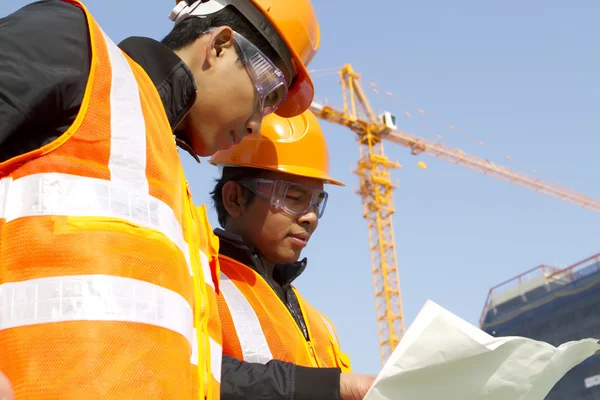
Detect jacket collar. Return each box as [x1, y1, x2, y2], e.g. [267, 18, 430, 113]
[118, 36, 199, 160]
[214, 228, 307, 286]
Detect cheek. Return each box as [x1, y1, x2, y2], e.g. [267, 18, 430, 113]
[194, 68, 255, 119]
[185, 72, 255, 154]
[263, 217, 298, 258]
[226, 69, 256, 113]
[185, 102, 219, 156]
[254, 212, 289, 245]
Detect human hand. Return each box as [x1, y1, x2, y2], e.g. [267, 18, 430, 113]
[0, 371, 14, 400]
[340, 372, 377, 400]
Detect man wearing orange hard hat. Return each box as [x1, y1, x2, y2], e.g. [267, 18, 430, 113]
[0, 0, 321, 398]
[209, 110, 377, 400]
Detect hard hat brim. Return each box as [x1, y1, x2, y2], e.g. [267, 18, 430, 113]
[211, 162, 345, 187]
[248, 1, 316, 118]
[279, 164, 344, 187]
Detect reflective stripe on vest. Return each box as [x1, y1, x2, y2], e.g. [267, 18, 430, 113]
[190, 330, 222, 381]
[218, 260, 350, 370]
[0, 275, 193, 343]
[319, 314, 340, 347]
[219, 273, 274, 364]
[0, 173, 192, 275]
[0, 1, 219, 398]
[193, 205, 223, 399]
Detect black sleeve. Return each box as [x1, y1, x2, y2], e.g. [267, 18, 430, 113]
[0, 0, 90, 162]
[221, 355, 341, 400]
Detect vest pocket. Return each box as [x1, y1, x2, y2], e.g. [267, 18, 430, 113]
[328, 339, 352, 371]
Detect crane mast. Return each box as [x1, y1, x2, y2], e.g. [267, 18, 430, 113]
[356, 126, 405, 365]
[310, 63, 600, 366]
[312, 65, 406, 364]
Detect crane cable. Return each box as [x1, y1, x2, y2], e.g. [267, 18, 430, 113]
[364, 80, 569, 188]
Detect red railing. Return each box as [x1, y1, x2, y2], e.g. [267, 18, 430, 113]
[479, 264, 557, 326]
[479, 253, 600, 327]
[546, 253, 600, 283]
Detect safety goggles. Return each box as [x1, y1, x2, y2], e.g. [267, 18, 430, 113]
[231, 31, 288, 116]
[239, 178, 329, 219]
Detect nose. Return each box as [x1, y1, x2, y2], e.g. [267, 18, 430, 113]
[245, 115, 263, 137]
[298, 209, 318, 230]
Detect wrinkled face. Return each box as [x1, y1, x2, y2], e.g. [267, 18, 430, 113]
[223, 170, 325, 264]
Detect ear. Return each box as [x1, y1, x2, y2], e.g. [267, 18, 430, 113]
[222, 181, 249, 219]
[205, 26, 236, 67]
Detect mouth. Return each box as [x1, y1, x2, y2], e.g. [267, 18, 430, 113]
[289, 232, 310, 248]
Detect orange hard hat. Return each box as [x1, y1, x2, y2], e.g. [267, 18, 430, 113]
[171, 0, 319, 118]
[209, 110, 344, 186]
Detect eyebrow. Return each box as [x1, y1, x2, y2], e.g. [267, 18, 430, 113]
[288, 185, 309, 194]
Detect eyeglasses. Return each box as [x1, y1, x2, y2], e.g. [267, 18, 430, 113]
[239, 178, 329, 219]
[229, 31, 289, 117]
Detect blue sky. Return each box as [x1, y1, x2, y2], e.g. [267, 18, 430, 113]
[3, 1, 598, 374]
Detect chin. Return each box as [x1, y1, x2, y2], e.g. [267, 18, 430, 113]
[272, 250, 300, 265]
[194, 142, 225, 158]
[194, 148, 212, 157]
[181, 126, 219, 158]
[191, 139, 214, 157]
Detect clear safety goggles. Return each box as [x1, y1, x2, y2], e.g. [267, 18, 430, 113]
[231, 30, 289, 116]
[239, 178, 329, 219]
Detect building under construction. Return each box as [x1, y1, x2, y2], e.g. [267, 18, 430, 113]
[480, 253, 600, 399]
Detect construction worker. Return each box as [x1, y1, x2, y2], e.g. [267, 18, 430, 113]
[209, 110, 377, 400]
[0, 0, 320, 398]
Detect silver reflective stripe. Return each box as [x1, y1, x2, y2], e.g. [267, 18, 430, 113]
[219, 272, 273, 364]
[0, 173, 191, 274]
[320, 314, 340, 346]
[200, 250, 214, 289]
[0, 274, 194, 347]
[102, 30, 148, 193]
[210, 337, 223, 383]
[190, 327, 199, 366]
[190, 329, 223, 382]
[0, 177, 10, 220]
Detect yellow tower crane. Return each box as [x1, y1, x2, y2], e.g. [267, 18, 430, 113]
[309, 64, 600, 366]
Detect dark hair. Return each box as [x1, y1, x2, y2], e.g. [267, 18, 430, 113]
[161, 4, 279, 66]
[210, 166, 269, 227]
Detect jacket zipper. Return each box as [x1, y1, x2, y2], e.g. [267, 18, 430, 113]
[290, 286, 320, 367]
[249, 256, 320, 367]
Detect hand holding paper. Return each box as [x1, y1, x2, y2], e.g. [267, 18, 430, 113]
[340, 373, 377, 400]
[365, 300, 600, 400]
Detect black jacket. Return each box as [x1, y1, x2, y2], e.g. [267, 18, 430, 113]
[215, 229, 342, 400]
[0, 2, 341, 399]
[216, 228, 311, 339]
[0, 0, 196, 163]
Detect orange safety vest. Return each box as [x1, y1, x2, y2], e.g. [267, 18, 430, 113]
[217, 255, 352, 371]
[0, 1, 221, 398]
